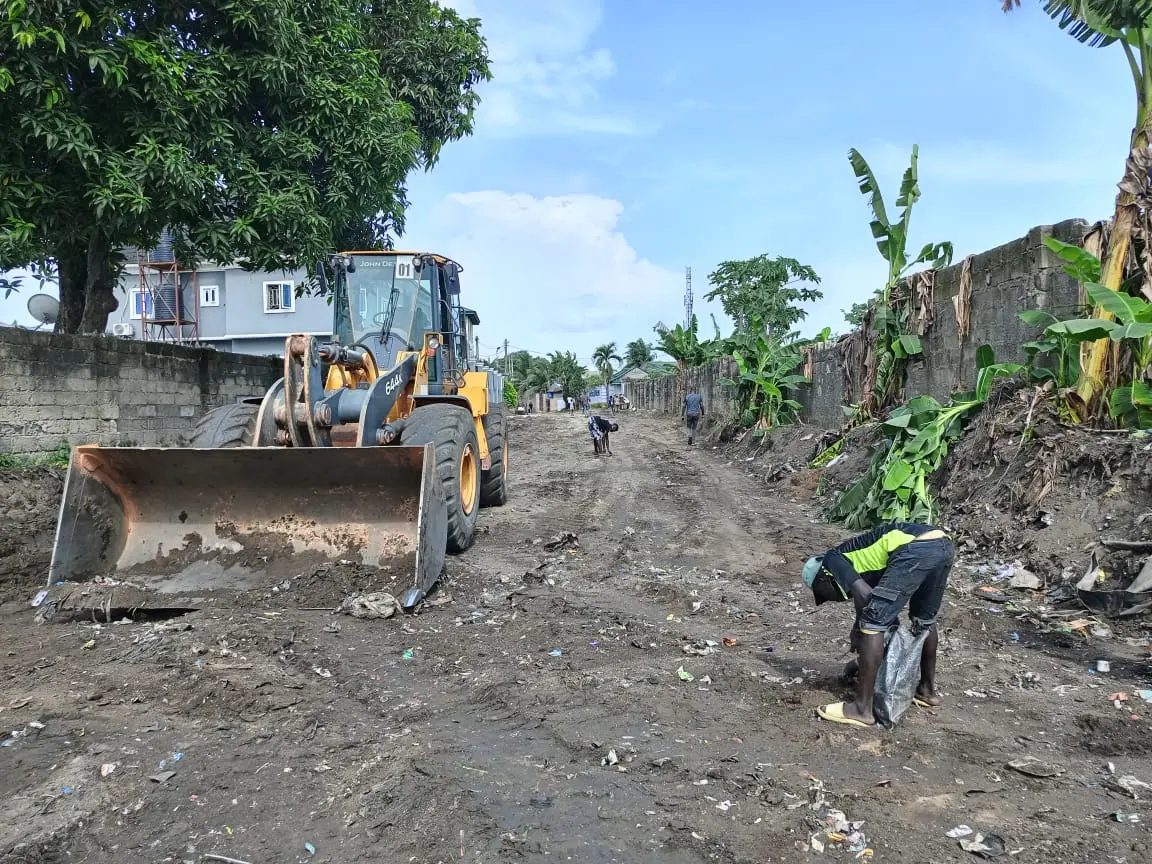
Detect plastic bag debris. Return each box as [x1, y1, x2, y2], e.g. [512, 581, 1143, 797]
[947, 825, 974, 838]
[1105, 774, 1152, 799]
[601, 748, 619, 767]
[100, 762, 117, 778]
[1007, 757, 1060, 778]
[958, 833, 1007, 858]
[677, 666, 695, 682]
[682, 640, 720, 656]
[339, 591, 399, 620]
[549, 648, 563, 657]
[1112, 812, 1140, 823]
[873, 626, 930, 729]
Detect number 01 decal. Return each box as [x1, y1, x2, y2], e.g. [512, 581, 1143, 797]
[396, 261, 413, 279]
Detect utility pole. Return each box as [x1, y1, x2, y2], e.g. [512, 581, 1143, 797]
[503, 339, 510, 378]
[684, 266, 693, 329]
[475, 335, 480, 364]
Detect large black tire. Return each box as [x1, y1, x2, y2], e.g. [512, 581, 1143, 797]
[401, 404, 481, 553]
[191, 403, 258, 448]
[480, 404, 508, 507]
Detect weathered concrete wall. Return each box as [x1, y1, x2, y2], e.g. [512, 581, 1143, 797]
[625, 359, 738, 417]
[0, 327, 280, 455]
[628, 220, 1090, 430]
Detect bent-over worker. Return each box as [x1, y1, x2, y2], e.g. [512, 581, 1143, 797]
[588, 414, 618, 456]
[803, 522, 954, 728]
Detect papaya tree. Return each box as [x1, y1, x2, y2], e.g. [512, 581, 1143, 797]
[1002, 0, 1152, 417]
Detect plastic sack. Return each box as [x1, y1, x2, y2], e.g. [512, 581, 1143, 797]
[873, 625, 930, 729]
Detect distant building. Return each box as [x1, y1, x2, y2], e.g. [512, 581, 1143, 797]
[588, 362, 675, 402]
[107, 254, 330, 355]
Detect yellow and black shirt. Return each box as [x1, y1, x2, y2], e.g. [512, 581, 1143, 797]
[819, 522, 941, 599]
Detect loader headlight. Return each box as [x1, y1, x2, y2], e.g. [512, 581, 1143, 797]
[427, 337, 439, 350]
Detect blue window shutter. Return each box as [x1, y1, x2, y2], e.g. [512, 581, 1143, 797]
[282, 283, 292, 310]
[133, 292, 142, 315]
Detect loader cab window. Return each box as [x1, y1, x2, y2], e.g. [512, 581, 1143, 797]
[340, 255, 436, 363]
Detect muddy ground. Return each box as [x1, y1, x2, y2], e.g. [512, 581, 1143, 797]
[2, 413, 1152, 864]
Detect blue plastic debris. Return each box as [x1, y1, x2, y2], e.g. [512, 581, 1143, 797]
[549, 648, 563, 657]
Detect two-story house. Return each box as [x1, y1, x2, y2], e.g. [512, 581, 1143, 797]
[109, 234, 332, 355]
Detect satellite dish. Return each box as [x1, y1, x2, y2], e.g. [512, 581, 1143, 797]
[27, 293, 59, 326]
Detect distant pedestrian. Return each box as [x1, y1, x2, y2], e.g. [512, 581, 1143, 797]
[608, 395, 616, 415]
[582, 395, 591, 416]
[682, 392, 704, 445]
[566, 396, 575, 413]
[587, 414, 618, 456]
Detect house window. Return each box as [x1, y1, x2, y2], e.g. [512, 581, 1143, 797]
[128, 290, 154, 320]
[263, 281, 295, 313]
[199, 284, 220, 307]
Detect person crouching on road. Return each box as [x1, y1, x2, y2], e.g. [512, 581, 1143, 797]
[802, 522, 953, 728]
[588, 414, 618, 456]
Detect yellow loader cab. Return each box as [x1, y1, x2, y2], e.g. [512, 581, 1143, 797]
[48, 251, 508, 612]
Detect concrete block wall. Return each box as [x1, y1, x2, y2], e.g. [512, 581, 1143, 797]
[626, 358, 738, 417]
[627, 219, 1091, 430]
[0, 328, 281, 456]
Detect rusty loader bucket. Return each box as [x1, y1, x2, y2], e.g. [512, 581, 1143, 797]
[48, 444, 448, 612]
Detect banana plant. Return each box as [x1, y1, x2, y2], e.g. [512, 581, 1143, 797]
[848, 145, 953, 415]
[1003, 1, 1152, 417]
[1023, 235, 1152, 424]
[830, 347, 1022, 528]
[719, 319, 809, 428]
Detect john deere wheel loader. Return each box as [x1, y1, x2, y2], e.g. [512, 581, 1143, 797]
[48, 252, 508, 610]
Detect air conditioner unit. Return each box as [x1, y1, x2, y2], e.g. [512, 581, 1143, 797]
[112, 322, 134, 338]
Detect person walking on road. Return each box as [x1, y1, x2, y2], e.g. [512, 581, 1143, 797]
[682, 392, 704, 445]
[802, 522, 954, 729]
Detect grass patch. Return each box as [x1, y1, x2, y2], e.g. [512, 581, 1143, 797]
[0, 442, 71, 470]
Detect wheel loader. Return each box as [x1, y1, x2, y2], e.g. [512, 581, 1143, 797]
[48, 251, 508, 611]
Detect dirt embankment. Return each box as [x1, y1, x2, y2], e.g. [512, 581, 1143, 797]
[0, 468, 64, 604]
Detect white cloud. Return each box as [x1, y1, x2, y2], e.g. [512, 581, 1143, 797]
[447, 0, 644, 136]
[411, 191, 682, 362]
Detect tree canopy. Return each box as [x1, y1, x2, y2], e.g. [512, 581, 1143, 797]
[625, 338, 655, 368]
[704, 255, 822, 337]
[0, 0, 490, 332]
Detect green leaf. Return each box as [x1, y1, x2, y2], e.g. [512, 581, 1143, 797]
[1110, 386, 1135, 419]
[882, 458, 915, 491]
[975, 344, 994, 370]
[1109, 322, 1152, 341]
[1042, 235, 1102, 282]
[897, 334, 922, 356]
[1046, 319, 1117, 342]
[1019, 309, 1060, 329]
[1085, 282, 1151, 324]
[1134, 380, 1152, 407]
[883, 410, 914, 431]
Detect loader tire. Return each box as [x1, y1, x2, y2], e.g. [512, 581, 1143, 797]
[480, 404, 508, 507]
[191, 402, 258, 448]
[402, 404, 480, 554]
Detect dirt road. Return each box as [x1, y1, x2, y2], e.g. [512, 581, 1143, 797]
[2, 413, 1150, 863]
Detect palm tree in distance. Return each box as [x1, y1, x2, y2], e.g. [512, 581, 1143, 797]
[592, 342, 623, 402]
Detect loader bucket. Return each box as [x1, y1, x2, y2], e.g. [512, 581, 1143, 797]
[48, 444, 448, 610]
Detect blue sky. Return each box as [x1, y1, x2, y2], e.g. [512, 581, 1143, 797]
[1, 1, 1137, 367]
